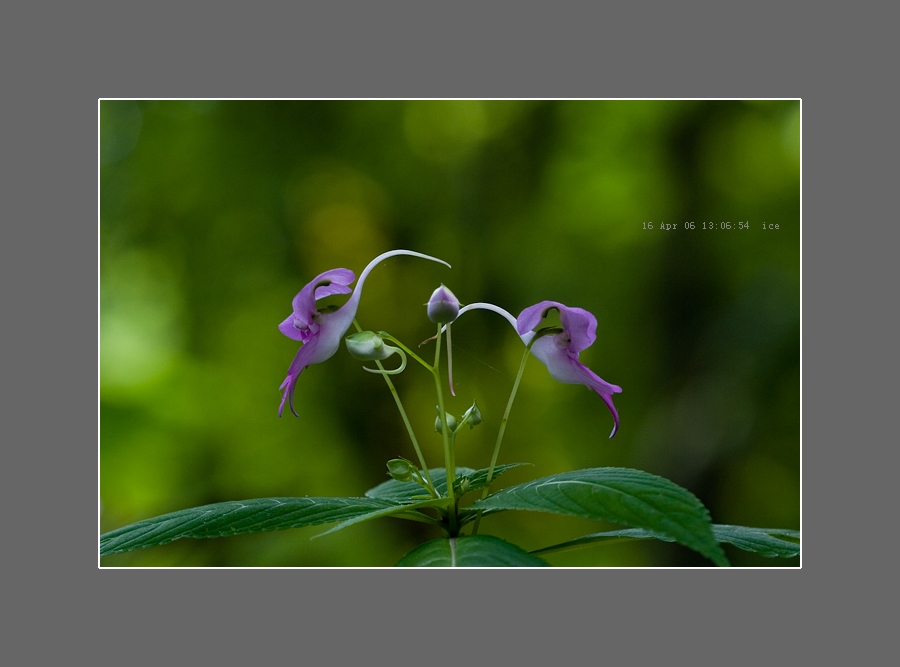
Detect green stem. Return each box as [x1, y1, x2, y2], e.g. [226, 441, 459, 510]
[446, 323, 455, 396]
[432, 322, 458, 535]
[471, 344, 532, 535]
[353, 320, 437, 498]
[378, 333, 433, 372]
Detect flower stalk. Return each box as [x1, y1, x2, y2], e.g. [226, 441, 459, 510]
[432, 322, 458, 535]
[353, 321, 438, 499]
[378, 333, 433, 373]
[470, 340, 533, 535]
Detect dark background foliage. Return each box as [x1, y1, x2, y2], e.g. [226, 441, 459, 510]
[100, 100, 800, 566]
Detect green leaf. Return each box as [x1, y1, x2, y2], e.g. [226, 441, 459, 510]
[365, 463, 530, 503]
[532, 524, 800, 559]
[100, 496, 401, 557]
[471, 467, 729, 566]
[396, 536, 549, 567]
[464, 463, 532, 493]
[365, 467, 468, 503]
[712, 525, 799, 558]
[312, 497, 449, 539]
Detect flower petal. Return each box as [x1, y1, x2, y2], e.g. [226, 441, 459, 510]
[558, 305, 597, 353]
[312, 305, 357, 362]
[598, 392, 620, 439]
[278, 336, 322, 417]
[516, 300, 564, 336]
[531, 336, 622, 438]
[291, 268, 356, 326]
[313, 269, 355, 300]
[278, 313, 312, 342]
[517, 301, 597, 353]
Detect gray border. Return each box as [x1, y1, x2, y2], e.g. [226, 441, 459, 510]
[10, 1, 839, 661]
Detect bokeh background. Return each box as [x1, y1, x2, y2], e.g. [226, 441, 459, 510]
[100, 100, 800, 567]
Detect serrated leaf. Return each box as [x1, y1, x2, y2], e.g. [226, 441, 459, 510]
[464, 463, 532, 492]
[100, 497, 401, 557]
[312, 497, 449, 539]
[365, 463, 530, 503]
[396, 535, 549, 567]
[531, 524, 800, 559]
[712, 525, 799, 558]
[471, 467, 729, 566]
[365, 467, 469, 503]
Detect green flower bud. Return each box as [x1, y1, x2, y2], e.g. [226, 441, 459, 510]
[434, 406, 458, 434]
[345, 331, 398, 361]
[426, 284, 460, 324]
[453, 476, 471, 495]
[386, 458, 418, 483]
[462, 400, 482, 429]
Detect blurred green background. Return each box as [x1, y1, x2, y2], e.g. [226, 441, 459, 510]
[100, 100, 800, 567]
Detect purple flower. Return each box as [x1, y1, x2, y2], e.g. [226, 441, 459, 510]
[516, 301, 622, 437]
[456, 300, 622, 437]
[278, 249, 449, 417]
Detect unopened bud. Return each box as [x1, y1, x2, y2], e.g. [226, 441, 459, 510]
[387, 458, 418, 483]
[345, 331, 398, 361]
[426, 284, 460, 324]
[434, 406, 458, 434]
[453, 476, 471, 495]
[462, 400, 482, 429]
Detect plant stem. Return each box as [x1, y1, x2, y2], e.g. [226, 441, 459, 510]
[471, 344, 532, 535]
[378, 333, 433, 372]
[432, 322, 458, 535]
[379, 365, 438, 498]
[446, 323, 455, 396]
[353, 320, 437, 498]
